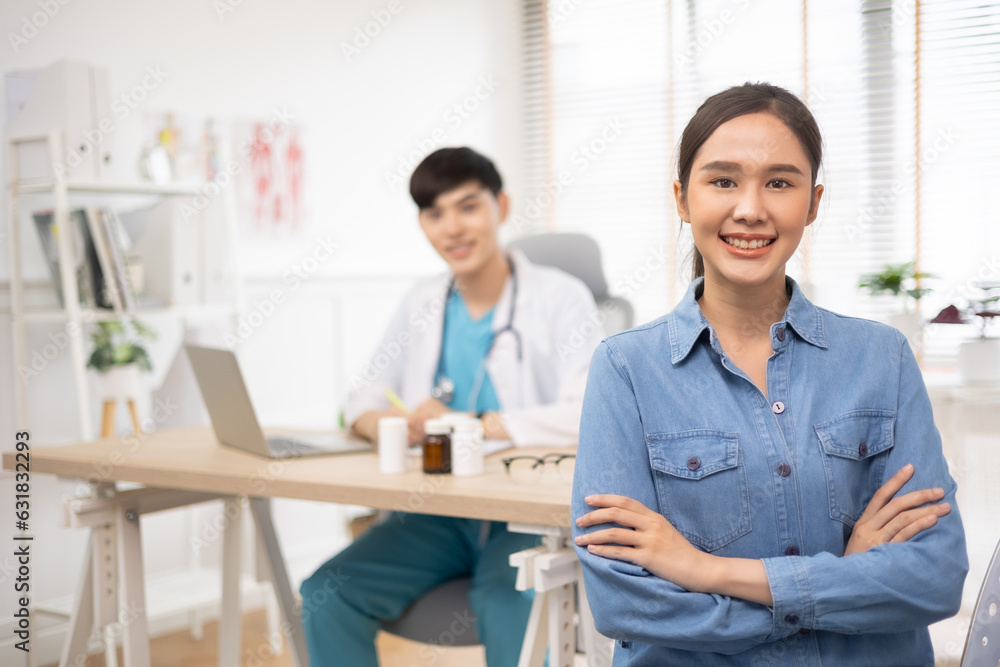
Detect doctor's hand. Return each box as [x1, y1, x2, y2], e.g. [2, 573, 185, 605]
[844, 463, 951, 556]
[575, 495, 710, 592]
[350, 408, 408, 444]
[406, 397, 450, 445]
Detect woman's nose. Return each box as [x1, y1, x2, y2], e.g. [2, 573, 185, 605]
[732, 188, 767, 225]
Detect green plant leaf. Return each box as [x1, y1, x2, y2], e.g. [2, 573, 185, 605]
[132, 319, 157, 340]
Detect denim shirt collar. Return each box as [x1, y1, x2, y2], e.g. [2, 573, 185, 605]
[667, 276, 827, 364]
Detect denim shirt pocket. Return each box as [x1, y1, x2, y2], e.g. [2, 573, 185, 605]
[813, 409, 896, 527]
[646, 429, 751, 552]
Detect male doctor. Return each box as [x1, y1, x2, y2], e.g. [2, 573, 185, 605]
[300, 147, 603, 666]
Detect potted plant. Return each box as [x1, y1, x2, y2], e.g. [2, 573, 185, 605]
[88, 318, 156, 435]
[929, 282, 1000, 386]
[858, 261, 935, 349]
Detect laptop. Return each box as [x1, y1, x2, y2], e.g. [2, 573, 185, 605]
[185, 344, 373, 458]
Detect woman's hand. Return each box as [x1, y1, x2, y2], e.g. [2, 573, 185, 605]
[576, 494, 774, 605]
[844, 463, 951, 556]
[575, 494, 711, 592]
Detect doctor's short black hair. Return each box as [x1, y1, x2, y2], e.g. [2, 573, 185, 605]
[409, 147, 504, 210]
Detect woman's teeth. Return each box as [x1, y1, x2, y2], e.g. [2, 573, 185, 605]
[723, 237, 774, 250]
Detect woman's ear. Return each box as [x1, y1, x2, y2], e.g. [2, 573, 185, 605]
[673, 180, 690, 223]
[806, 183, 824, 226]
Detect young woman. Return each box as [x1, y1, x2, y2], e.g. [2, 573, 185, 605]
[571, 83, 967, 665]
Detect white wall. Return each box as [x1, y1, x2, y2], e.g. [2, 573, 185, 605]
[0, 0, 524, 660]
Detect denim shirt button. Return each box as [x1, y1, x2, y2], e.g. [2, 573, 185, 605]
[785, 613, 800, 626]
[777, 462, 791, 477]
[772, 401, 786, 414]
[686, 456, 701, 471]
[619, 640, 632, 649]
[858, 442, 869, 457]
[776, 327, 786, 342]
[785, 544, 800, 556]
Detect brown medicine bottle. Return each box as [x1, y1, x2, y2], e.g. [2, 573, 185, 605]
[422, 419, 452, 474]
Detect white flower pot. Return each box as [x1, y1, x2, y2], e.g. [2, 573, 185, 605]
[886, 313, 925, 354]
[93, 363, 143, 400]
[958, 339, 1000, 387]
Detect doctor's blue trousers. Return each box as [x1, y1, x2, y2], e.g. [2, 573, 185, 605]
[299, 513, 539, 666]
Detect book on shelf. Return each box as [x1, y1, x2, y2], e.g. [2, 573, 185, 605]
[100, 207, 139, 311]
[32, 207, 138, 312]
[85, 208, 123, 311]
[32, 209, 101, 308]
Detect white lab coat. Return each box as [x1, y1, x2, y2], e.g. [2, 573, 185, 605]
[345, 249, 604, 447]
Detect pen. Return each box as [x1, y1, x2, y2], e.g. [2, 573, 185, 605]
[384, 388, 411, 414]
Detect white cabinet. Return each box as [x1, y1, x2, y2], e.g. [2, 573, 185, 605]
[6, 131, 244, 439]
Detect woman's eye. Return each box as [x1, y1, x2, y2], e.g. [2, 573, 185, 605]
[711, 177, 736, 188]
[767, 178, 791, 188]
[462, 204, 479, 213]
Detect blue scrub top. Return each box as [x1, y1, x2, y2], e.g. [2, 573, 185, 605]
[439, 289, 502, 414]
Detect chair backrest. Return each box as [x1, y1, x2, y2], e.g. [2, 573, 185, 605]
[962, 536, 1000, 665]
[508, 232, 635, 335]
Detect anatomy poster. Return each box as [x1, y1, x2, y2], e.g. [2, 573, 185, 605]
[232, 117, 307, 236]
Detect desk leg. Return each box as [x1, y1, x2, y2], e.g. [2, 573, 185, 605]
[577, 576, 613, 667]
[219, 497, 243, 667]
[250, 498, 308, 667]
[509, 525, 612, 667]
[116, 506, 151, 667]
[517, 592, 549, 667]
[95, 523, 120, 667]
[546, 582, 574, 667]
[59, 532, 96, 667]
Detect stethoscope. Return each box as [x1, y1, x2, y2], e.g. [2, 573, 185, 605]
[431, 255, 522, 406]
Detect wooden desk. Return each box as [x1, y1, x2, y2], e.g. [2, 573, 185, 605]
[3, 428, 594, 667]
[12, 427, 574, 526]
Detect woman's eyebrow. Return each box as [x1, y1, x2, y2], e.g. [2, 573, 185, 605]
[765, 163, 805, 175]
[698, 160, 804, 176]
[699, 160, 741, 173]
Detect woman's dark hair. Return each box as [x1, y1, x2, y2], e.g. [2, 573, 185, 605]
[677, 82, 823, 280]
[409, 147, 503, 210]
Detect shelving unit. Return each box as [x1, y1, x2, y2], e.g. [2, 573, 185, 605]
[6, 130, 245, 440]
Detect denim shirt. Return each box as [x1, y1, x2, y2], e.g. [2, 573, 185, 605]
[572, 277, 968, 666]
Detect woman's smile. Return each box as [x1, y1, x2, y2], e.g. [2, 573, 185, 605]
[719, 234, 776, 257]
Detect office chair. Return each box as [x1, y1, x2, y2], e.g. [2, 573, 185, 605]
[510, 231, 635, 335]
[380, 232, 633, 647]
[961, 536, 1000, 665]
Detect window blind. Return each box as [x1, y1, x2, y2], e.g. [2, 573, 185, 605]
[917, 0, 1000, 363]
[521, 0, 1000, 363]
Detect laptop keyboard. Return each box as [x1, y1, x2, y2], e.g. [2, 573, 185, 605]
[267, 437, 326, 458]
